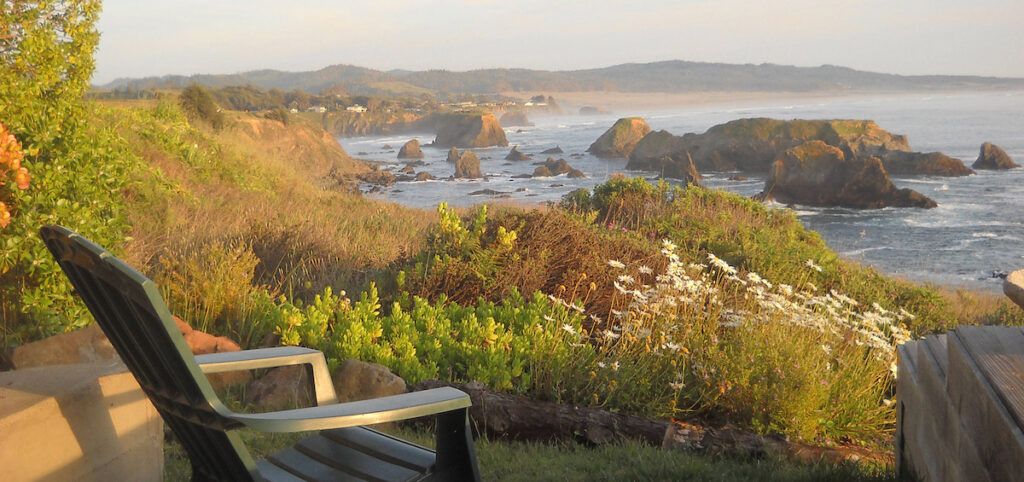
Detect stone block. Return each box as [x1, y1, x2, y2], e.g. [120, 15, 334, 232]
[0, 361, 163, 482]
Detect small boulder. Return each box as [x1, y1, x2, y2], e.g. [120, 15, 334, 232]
[244, 365, 312, 411]
[7, 315, 248, 389]
[533, 157, 583, 178]
[454, 151, 483, 179]
[399, 164, 416, 174]
[397, 139, 424, 159]
[357, 168, 397, 186]
[331, 359, 406, 402]
[6, 323, 115, 369]
[414, 171, 435, 181]
[505, 146, 532, 161]
[973, 142, 1019, 170]
[541, 146, 564, 154]
[446, 147, 461, 163]
[588, 117, 652, 158]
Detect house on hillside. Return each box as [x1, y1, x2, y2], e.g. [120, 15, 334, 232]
[306, 106, 327, 113]
[346, 104, 367, 113]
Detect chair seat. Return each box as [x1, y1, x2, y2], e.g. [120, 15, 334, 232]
[258, 427, 438, 482]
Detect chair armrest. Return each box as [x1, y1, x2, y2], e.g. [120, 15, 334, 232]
[195, 346, 337, 406]
[226, 387, 471, 433]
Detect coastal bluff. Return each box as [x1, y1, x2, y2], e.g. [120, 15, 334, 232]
[627, 118, 973, 176]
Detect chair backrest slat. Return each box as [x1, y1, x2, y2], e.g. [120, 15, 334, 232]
[41, 225, 258, 481]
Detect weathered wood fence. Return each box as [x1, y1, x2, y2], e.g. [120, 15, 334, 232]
[897, 326, 1024, 481]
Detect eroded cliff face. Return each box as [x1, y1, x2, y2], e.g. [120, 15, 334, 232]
[761, 141, 936, 209]
[431, 113, 509, 148]
[627, 118, 970, 177]
[232, 114, 369, 179]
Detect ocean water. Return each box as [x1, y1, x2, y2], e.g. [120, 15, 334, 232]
[339, 91, 1024, 292]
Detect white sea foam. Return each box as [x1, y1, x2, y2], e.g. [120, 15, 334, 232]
[842, 246, 889, 256]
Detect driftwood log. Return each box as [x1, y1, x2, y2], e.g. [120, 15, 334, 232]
[414, 380, 666, 445]
[413, 380, 889, 465]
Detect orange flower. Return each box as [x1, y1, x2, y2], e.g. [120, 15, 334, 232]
[15, 167, 30, 190]
[0, 202, 10, 228]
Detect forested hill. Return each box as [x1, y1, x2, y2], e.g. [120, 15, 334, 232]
[100, 60, 1024, 95]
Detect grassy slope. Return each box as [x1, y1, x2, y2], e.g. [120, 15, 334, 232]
[96, 99, 430, 302]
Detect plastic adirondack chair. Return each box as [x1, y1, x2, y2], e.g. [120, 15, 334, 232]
[41, 225, 481, 482]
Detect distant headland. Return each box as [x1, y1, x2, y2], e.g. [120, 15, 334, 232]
[97, 60, 1024, 96]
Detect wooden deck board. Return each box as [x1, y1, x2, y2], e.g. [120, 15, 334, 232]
[897, 327, 1024, 481]
[946, 327, 1024, 482]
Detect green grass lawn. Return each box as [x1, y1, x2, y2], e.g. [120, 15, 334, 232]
[163, 429, 894, 481]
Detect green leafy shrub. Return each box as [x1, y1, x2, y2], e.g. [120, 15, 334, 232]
[274, 284, 587, 393]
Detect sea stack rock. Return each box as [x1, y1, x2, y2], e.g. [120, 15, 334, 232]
[454, 151, 483, 179]
[541, 146, 564, 154]
[500, 111, 532, 127]
[762, 141, 936, 209]
[505, 146, 532, 161]
[446, 147, 461, 163]
[397, 139, 424, 159]
[588, 117, 652, 158]
[432, 113, 509, 148]
[880, 151, 974, 176]
[626, 118, 972, 177]
[973, 142, 1019, 170]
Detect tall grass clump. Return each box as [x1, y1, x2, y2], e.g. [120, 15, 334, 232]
[155, 240, 275, 347]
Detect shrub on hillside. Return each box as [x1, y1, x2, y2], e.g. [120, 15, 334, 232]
[403, 203, 661, 316]
[179, 85, 226, 131]
[264, 107, 290, 126]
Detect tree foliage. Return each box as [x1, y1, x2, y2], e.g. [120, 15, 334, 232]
[1, 1, 138, 343]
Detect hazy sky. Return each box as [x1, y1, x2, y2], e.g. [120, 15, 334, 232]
[93, 0, 1024, 84]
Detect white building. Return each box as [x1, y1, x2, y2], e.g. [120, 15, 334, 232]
[346, 104, 367, 113]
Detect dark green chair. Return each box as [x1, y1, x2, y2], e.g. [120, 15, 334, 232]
[41, 225, 480, 482]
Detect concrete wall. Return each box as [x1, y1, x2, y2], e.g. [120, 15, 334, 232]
[0, 361, 164, 482]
